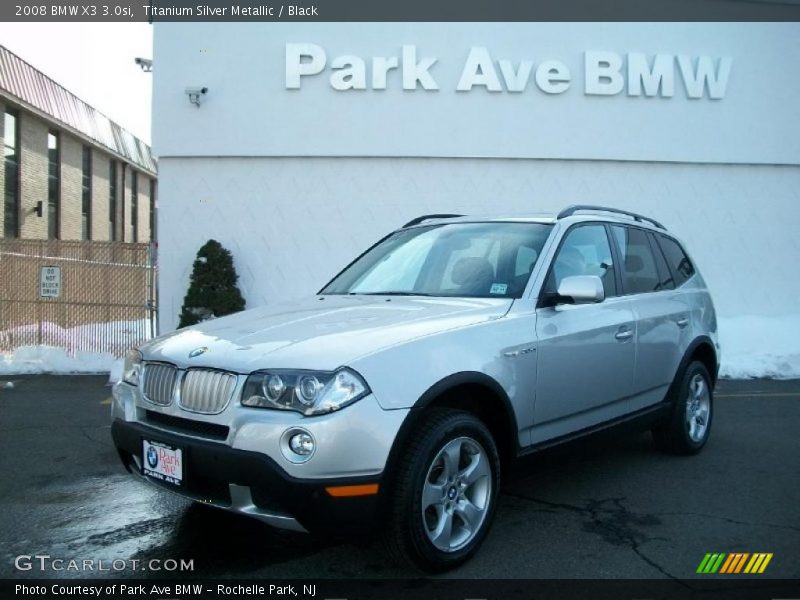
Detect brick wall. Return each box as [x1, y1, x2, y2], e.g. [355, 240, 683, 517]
[91, 151, 110, 241]
[18, 112, 48, 239]
[122, 166, 132, 242]
[59, 134, 82, 240]
[137, 171, 152, 242]
[0, 101, 156, 242]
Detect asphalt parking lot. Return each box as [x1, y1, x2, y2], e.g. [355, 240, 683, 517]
[0, 375, 798, 580]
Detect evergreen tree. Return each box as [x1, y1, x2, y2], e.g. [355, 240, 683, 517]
[178, 239, 246, 328]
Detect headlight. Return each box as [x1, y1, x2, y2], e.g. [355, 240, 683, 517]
[242, 368, 370, 416]
[122, 349, 143, 386]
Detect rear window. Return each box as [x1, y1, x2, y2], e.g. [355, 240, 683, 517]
[657, 234, 695, 287]
[610, 225, 661, 295]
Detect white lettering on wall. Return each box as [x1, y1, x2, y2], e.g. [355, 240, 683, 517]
[498, 60, 533, 92]
[457, 47, 503, 92]
[628, 53, 675, 97]
[677, 55, 732, 99]
[284, 44, 730, 100]
[285, 43, 326, 89]
[585, 51, 625, 95]
[372, 56, 399, 90]
[402, 45, 439, 90]
[535, 60, 571, 94]
[330, 55, 367, 90]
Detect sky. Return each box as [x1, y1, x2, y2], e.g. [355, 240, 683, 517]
[0, 23, 153, 144]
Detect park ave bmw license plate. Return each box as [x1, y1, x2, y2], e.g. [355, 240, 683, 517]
[142, 440, 183, 486]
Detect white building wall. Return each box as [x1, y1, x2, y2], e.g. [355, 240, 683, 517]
[153, 23, 800, 164]
[152, 22, 800, 335]
[157, 156, 799, 332]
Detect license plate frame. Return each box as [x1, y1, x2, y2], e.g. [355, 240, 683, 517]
[142, 439, 184, 487]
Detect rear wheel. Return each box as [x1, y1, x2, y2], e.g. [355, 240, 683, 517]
[653, 360, 713, 454]
[384, 409, 500, 571]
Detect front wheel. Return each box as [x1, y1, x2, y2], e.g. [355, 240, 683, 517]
[653, 360, 714, 455]
[384, 409, 500, 571]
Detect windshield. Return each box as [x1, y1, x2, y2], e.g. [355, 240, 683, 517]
[320, 222, 554, 298]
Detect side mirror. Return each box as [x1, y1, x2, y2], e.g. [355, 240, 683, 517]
[556, 275, 605, 304]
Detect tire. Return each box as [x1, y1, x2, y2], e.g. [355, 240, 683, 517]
[383, 408, 501, 572]
[652, 360, 714, 455]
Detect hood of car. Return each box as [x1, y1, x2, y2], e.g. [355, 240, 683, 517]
[141, 295, 512, 373]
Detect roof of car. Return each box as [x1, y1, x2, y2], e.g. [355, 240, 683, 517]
[405, 211, 667, 231]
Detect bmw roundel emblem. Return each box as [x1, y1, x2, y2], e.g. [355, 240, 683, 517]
[146, 446, 159, 468]
[188, 346, 208, 359]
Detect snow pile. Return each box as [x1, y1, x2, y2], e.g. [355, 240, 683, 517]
[0, 319, 148, 358]
[0, 345, 117, 375]
[0, 319, 149, 378]
[718, 314, 800, 380]
[1, 315, 798, 380]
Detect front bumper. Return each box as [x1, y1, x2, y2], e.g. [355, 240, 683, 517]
[112, 419, 383, 534]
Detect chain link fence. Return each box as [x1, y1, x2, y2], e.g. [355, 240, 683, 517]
[0, 239, 157, 358]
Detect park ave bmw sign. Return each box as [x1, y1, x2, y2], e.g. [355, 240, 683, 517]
[285, 44, 732, 99]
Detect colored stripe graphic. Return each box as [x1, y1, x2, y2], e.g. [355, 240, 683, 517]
[697, 554, 713, 573]
[734, 553, 750, 573]
[697, 553, 727, 573]
[699, 552, 773, 574]
[752, 553, 773, 573]
[719, 554, 736, 573]
[720, 553, 750, 573]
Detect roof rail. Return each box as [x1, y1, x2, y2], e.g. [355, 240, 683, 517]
[557, 205, 666, 230]
[403, 214, 464, 228]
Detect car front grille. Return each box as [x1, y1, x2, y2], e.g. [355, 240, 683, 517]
[179, 368, 237, 414]
[144, 410, 230, 441]
[142, 363, 178, 406]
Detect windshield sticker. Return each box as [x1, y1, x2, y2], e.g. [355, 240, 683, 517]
[489, 283, 508, 295]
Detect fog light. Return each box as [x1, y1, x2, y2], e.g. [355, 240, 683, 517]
[289, 432, 315, 456]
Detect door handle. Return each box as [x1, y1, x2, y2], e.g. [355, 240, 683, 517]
[676, 316, 689, 328]
[615, 327, 634, 341]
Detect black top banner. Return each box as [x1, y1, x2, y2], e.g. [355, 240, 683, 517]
[4, 0, 800, 22]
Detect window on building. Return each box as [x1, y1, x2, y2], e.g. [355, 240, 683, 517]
[109, 160, 117, 241]
[4, 111, 20, 238]
[47, 131, 60, 240]
[130, 170, 138, 242]
[81, 145, 92, 240]
[149, 178, 156, 241]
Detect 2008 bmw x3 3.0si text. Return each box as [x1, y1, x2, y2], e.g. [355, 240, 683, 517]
[111, 205, 719, 571]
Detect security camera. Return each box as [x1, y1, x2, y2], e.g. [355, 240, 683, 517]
[134, 57, 153, 72]
[185, 87, 208, 107]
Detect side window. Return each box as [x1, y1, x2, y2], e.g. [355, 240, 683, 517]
[610, 225, 662, 295]
[547, 225, 616, 297]
[647, 232, 675, 291]
[657, 234, 695, 287]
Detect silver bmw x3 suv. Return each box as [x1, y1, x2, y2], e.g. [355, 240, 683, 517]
[112, 205, 719, 570]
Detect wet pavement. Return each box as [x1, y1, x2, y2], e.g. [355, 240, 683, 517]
[0, 375, 798, 579]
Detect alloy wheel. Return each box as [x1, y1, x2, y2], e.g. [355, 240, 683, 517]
[420, 436, 492, 552]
